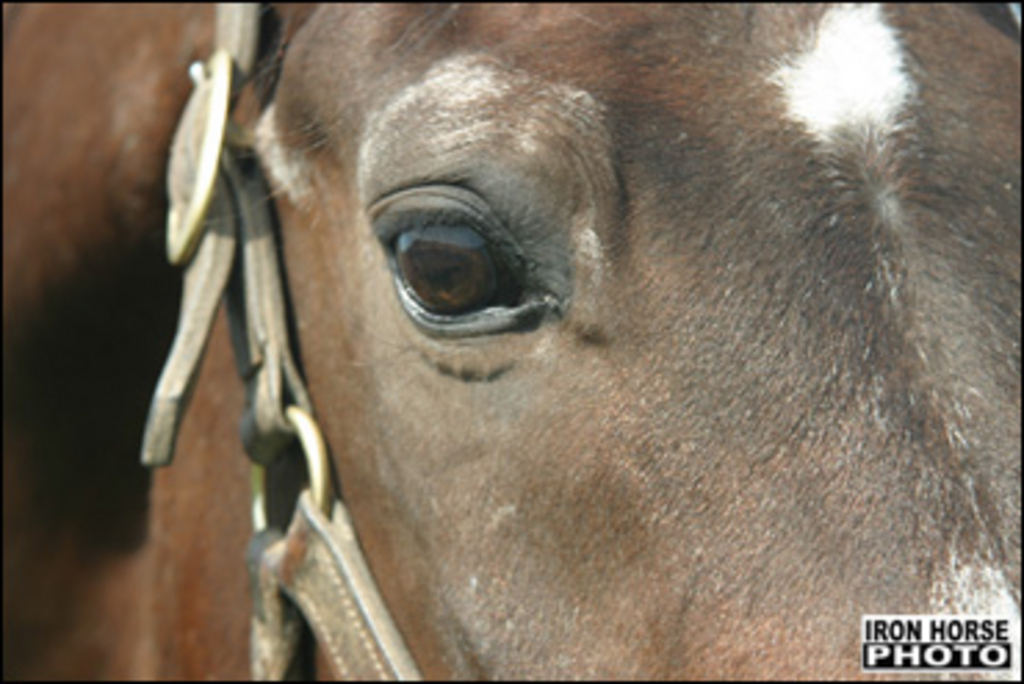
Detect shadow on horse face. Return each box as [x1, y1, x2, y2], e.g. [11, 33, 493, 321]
[4, 4, 1019, 679]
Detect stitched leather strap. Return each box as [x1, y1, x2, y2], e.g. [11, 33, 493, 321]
[251, 492, 422, 681]
[142, 5, 421, 679]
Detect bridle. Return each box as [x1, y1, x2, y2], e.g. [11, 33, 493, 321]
[141, 4, 421, 679]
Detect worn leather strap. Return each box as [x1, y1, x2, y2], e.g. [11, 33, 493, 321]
[216, 3, 261, 78]
[143, 5, 421, 680]
[249, 527, 306, 680]
[140, 176, 236, 467]
[251, 492, 422, 681]
[223, 152, 313, 466]
[141, 3, 262, 468]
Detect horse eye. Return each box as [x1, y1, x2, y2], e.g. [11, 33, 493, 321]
[395, 224, 512, 316]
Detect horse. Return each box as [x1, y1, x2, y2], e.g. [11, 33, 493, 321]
[3, 4, 1020, 679]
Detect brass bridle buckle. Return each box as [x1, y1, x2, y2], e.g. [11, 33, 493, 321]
[166, 49, 233, 266]
[251, 406, 332, 532]
[146, 5, 422, 678]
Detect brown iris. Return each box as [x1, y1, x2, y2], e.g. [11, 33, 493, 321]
[395, 225, 498, 315]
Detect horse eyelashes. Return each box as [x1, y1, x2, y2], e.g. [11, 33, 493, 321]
[372, 186, 555, 337]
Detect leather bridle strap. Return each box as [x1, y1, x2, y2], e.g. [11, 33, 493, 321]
[251, 493, 422, 680]
[141, 4, 421, 679]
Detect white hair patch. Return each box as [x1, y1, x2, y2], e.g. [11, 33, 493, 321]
[255, 104, 314, 203]
[770, 4, 915, 143]
[931, 552, 1021, 680]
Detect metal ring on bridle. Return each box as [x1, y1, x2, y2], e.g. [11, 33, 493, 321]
[167, 48, 233, 265]
[251, 406, 331, 531]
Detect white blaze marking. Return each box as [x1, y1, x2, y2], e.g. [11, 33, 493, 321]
[931, 552, 1021, 680]
[771, 4, 915, 142]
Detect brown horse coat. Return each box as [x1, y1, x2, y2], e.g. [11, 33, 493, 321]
[4, 4, 1020, 679]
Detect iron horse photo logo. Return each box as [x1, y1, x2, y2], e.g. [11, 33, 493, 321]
[861, 615, 1015, 674]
